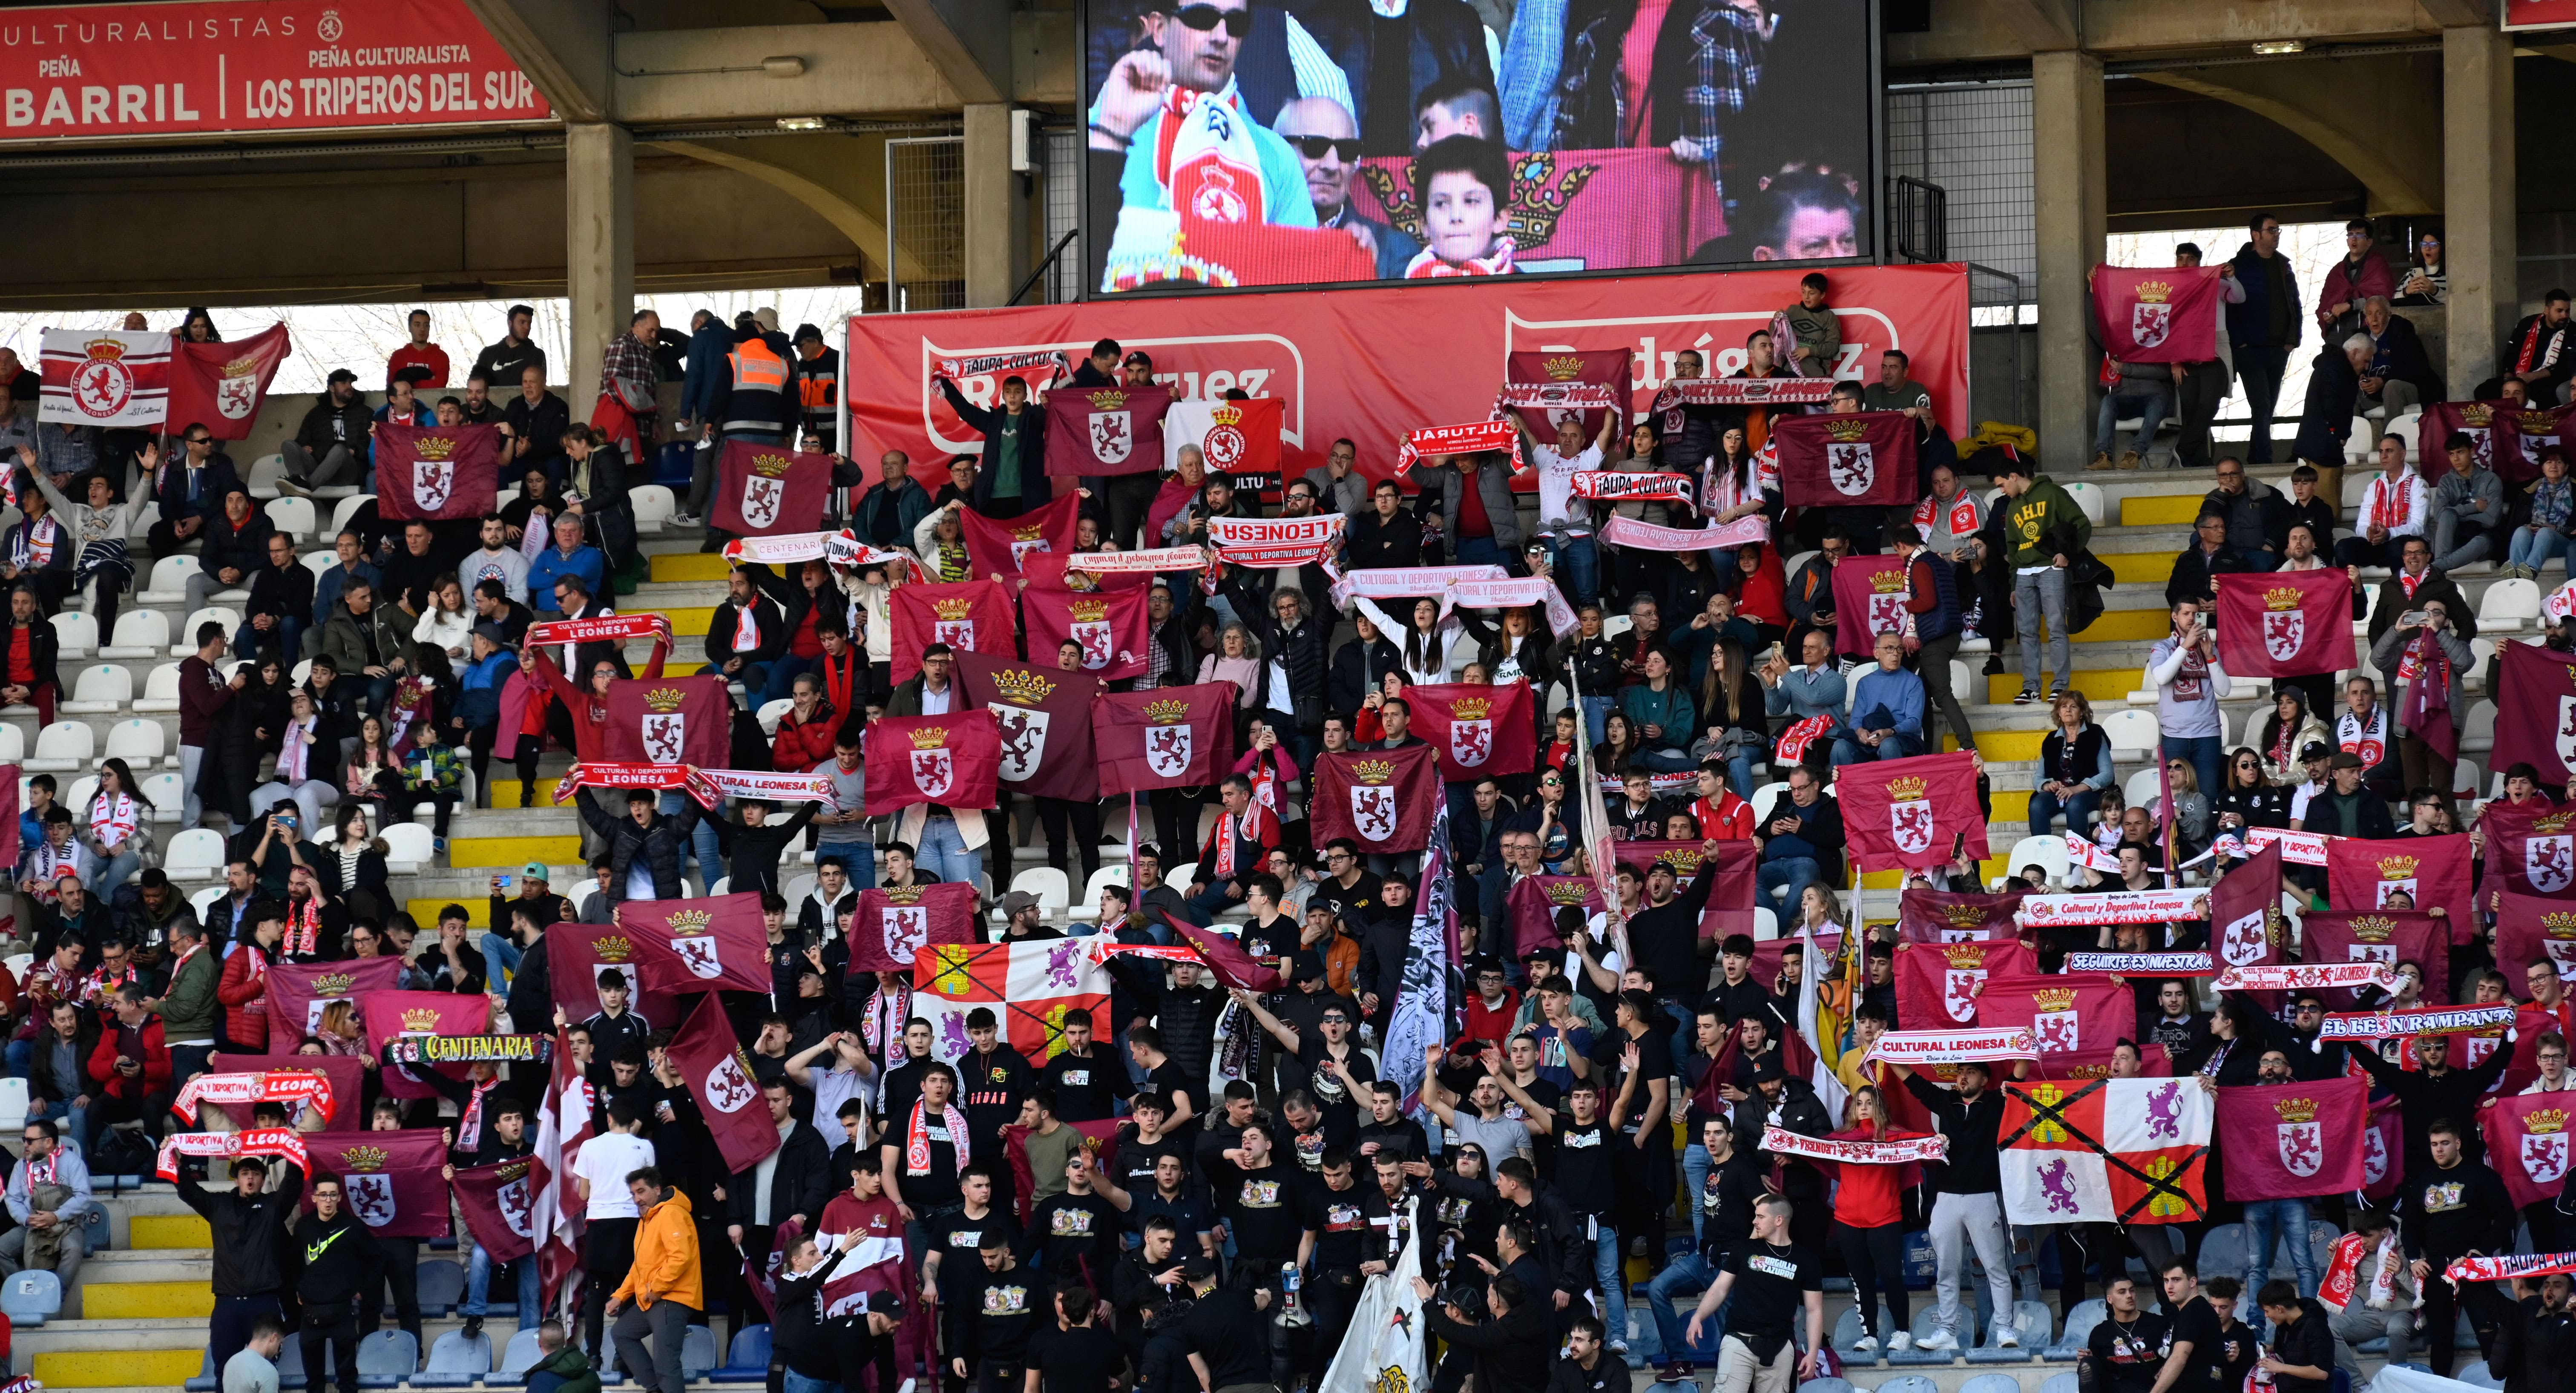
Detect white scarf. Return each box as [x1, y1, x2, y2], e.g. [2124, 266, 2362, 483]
[733, 603, 761, 655]
[88, 793, 137, 849]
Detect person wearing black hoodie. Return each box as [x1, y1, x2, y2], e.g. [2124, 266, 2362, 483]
[2350, 1031, 2511, 1173]
[2398, 1118, 2517, 1376]
[295, 1174, 380, 1393]
[774, 1234, 864, 1393]
[182, 1152, 308, 1378]
[2490, 1272, 2576, 1393]
[1417, 1270, 1555, 1393]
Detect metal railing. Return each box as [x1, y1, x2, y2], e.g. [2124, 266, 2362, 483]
[1967, 262, 2031, 430]
[1889, 175, 1949, 264]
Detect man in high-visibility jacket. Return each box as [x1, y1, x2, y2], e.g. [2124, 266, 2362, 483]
[680, 313, 795, 530]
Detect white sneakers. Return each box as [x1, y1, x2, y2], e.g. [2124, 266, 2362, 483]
[1994, 1320, 2022, 1348]
[1914, 1328, 1960, 1352]
[1849, 1335, 1877, 1353]
[1887, 1332, 1915, 1353]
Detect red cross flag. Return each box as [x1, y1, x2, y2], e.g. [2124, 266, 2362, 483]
[715, 440, 834, 537]
[2480, 1092, 2576, 1208]
[668, 993, 782, 1174]
[374, 423, 502, 520]
[2000, 1078, 2211, 1226]
[865, 710, 1002, 817]
[1045, 384, 1175, 477]
[849, 882, 980, 976]
[2213, 1077, 2367, 1201]
[2326, 834, 2477, 946]
[602, 674, 730, 767]
[1095, 684, 1238, 794]
[1310, 745, 1440, 853]
[625, 892, 772, 996]
[356, 991, 490, 1099]
[911, 942, 1110, 1069]
[1828, 552, 1914, 659]
[304, 1129, 451, 1239]
[1406, 681, 1535, 781]
[889, 580, 1015, 686]
[2491, 643, 2576, 795]
[1837, 750, 1987, 873]
[2090, 267, 2225, 363]
[1892, 939, 2037, 1028]
[2213, 570, 2355, 678]
[1774, 412, 1915, 508]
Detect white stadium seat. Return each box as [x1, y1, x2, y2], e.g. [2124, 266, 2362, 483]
[264, 496, 317, 543]
[141, 772, 184, 821]
[631, 485, 676, 534]
[99, 718, 167, 769]
[132, 661, 183, 712]
[164, 827, 228, 879]
[328, 494, 374, 538]
[25, 721, 92, 773]
[2103, 709, 2159, 758]
[58, 664, 130, 714]
[137, 554, 198, 606]
[46, 611, 95, 659]
[174, 608, 240, 656]
[99, 610, 170, 661]
[2479, 577, 2543, 633]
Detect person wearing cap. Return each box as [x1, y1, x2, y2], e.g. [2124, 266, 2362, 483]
[280, 368, 373, 491]
[791, 324, 839, 454]
[998, 890, 1063, 942]
[486, 861, 565, 966]
[470, 304, 546, 391]
[2300, 751, 2396, 838]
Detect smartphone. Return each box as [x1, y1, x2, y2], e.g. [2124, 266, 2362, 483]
[2400, 610, 2429, 628]
[497, 874, 514, 890]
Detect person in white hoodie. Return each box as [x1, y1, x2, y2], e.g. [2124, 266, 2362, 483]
[2149, 597, 2231, 803]
[461, 514, 531, 605]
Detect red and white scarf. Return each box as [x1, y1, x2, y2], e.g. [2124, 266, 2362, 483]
[2368, 474, 2417, 532]
[11, 515, 58, 570]
[1774, 713, 1834, 764]
[1404, 238, 1516, 279]
[859, 984, 911, 1060]
[1213, 807, 1265, 879]
[2397, 568, 2426, 600]
[732, 604, 762, 655]
[2447, 1250, 2576, 1284]
[457, 1075, 500, 1152]
[904, 1097, 968, 1176]
[154, 1127, 309, 1182]
[172, 1067, 334, 1124]
[236, 942, 268, 984]
[277, 721, 315, 784]
[87, 792, 138, 849]
[1912, 492, 1981, 540]
[284, 898, 324, 957]
[1154, 84, 1266, 227]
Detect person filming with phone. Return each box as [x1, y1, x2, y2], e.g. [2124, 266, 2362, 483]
[2368, 591, 2475, 807]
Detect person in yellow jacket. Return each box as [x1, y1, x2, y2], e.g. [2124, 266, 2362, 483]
[606, 1169, 702, 1393]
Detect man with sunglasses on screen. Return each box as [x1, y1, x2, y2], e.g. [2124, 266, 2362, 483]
[1089, 0, 1314, 227]
[1276, 96, 1420, 280]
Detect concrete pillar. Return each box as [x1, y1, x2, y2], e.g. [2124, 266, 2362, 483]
[964, 103, 1032, 307]
[2032, 50, 2107, 470]
[565, 122, 635, 402]
[2443, 26, 2516, 396]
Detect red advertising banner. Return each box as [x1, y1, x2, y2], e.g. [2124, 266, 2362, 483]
[0, 0, 549, 144]
[2214, 570, 2356, 678]
[1828, 552, 1913, 659]
[374, 423, 502, 520]
[2090, 267, 2226, 364]
[2507, 0, 2576, 30]
[1773, 412, 1916, 508]
[713, 441, 834, 538]
[843, 267, 1972, 496]
[167, 322, 289, 440]
[1406, 681, 1535, 781]
[848, 882, 980, 976]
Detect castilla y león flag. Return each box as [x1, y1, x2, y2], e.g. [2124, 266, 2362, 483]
[2495, 887, 2576, 977]
[1828, 552, 1913, 659]
[452, 1156, 543, 1263]
[624, 892, 772, 996]
[888, 580, 1015, 686]
[2000, 1077, 2210, 1226]
[375, 423, 503, 520]
[1838, 751, 1988, 873]
[715, 439, 834, 537]
[1021, 585, 1150, 684]
[2327, 833, 2476, 945]
[669, 993, 782, 1174]
[2297, 909, 2449, 1006]
[1311, 744, 1441, 853]
[1407, 681, 1535, 781]
[955, 650, 1102, 801]
[2090, 266, 2225, 364]
[865, 710, 1001, 816]
[2214, 1077, 2367, 1201]
[848, 882, 980, 975]
[2214, 570, 2353, 678]
[2480, 1091, 2576, 1208]
[304, 1129, 451, 1238]
[356, 990, 490, 1099]
[2493, 641, 2576, 790]
[1045, 383, 1174, 477]
[603, 674, 730, 767]
[168, 322, 290, 440]
[1504, 348, 1633, 439]
[1774, 412, 1915, 508]
[2480, 796, 2576, 899]
[1095, 684, 1237, 794]
[911, 941, 1111, 1068]
[1896, 889, 2027, 942]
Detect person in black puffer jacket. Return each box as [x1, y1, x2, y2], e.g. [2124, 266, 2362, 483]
[181, 1153, 307, 1376]
[1249, 590, 1330, 762]
[1548, 611, 1621, 739]
[1329, 616, 1402, 719]
[577, 789, 705, 902]
[294, 1175, 380, 1393]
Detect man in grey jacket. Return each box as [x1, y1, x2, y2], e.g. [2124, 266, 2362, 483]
[0, 1118, 92, 1293]
[2430, 430, 2505, 573]
[1300, 438, 1372, 516]
[1406, 449, 1525, 567]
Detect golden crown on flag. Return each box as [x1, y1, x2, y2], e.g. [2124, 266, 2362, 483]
[2533, 1109, 2572, 1135]
[1942, 943, 1986, 968]
[883, 885, 925, 905]
[2272, 1095, 2319, 1124]
[2524, 412, 2559, 431]
[2133, 280, 2173, 305]
[910, 727, 949, 750]
[342, 1145, 389, 1172]
[2349, 916, 2395, 942]
[2544, 912, 2576, 937]
[993, 668, 1056, 704]
[1452, 697, 1491, 721]
[2544, 812, 2576, 836]
[1353, 759, 1394, 784]
[82, 338, 126, 361]
[312, 974, 354, 995]
[1887, 775, 1929, 802]
[220, 353, 262, 379]
[1143, 698, 1191, 724]
[2033, 987, 2078, 1014]
[1872, 571, 1906, 595]
[1543, 355, 1584, 381]
[1091, 391, 1128, 410]
[2378, 855, 2419, 880]
[497, 1159, 532, 1183]
[644, 688, 686, 713]
[400, 1006, 443, 1033]
[1210, 403, 1245, 426]
[933, 597, 976, 621]
[414, 436, 457, 461]
[1668, 850, 1703, 874]
[1826, 418, 1871, 442]
[752, 452, 794, 477]
[668, 910, 713, 933]
[595, 936, 634, 962]
[2462, 405, 2494, 427]
[2063, 1063, 2114, 1080]
[1943, 906, 1989, 928]
[2265, 586, 2303, 612]
[1070, 598, 1110, 622]
[1545, 882, 1592, 905]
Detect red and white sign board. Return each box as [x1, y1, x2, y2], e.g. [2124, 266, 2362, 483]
[0, 0, 550, 143]
[2505, 0, 2576, 28]
[842, 265, 1973, 495]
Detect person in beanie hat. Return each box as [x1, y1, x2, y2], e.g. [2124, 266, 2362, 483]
[791, 323, 839, 455]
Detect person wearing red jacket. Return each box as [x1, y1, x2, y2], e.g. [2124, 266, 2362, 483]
[770, 674, 840, 772]
[216, 908, 283, 1053]
[1690, 766, 1756, 840]
[87, 984, 172, 1140]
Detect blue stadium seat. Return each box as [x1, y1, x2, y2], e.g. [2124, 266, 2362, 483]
[185, 1352, 218, 1393]
[714, 1325, 773, 1384]
[0, 1269, 60, 1327]
[500, 1326, 548, 1378]
[413, 1329, 488, 1387]
[2039, 1373, 2080, 1393]
[414, 1257, 467, 1315]
[1961, 1375, 2026, 1393]
[356, 1329, 418, 1388]
[2044, 1298, 2105, 1361]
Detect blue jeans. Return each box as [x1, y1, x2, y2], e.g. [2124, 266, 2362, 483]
[2244, 1198, 2320, 1298]
[783, 1373, 842, 1393]
[1581, 695, 1614, 746]
[1644, 1251, 1721, 1363]
[1454, 537, 1509, 571]
[1757, 857, 1818, 921]
[817, 841, 873, 891]
[233, 615, 303, 665]
[1593, 1225, 1633, 1355]
[658, 790, 724, 890]
[2094, 384, 2173, 462]
[762, 654, 815, 707]
[1634, 745, 1698, 772]
[2160, 734, 2225, 816]
[479, 933, 522, 984]
[27, 1094, 88, 1156]
[1680, 1143, 1713, 1242]
[2511, 526, 2571, 570]
[87, 848, 139, 896]
[1831, 732, 1923, 767]
[5, 1039, 26, 1079]
[462, 1238, 540, 1317]
[1187, 881, 1244, 920]
[1543, 534, 1599, 606]
[2027, 786, 2102, 839]
[1726, 749, 1758, 799]
[915, 817, 980, 892]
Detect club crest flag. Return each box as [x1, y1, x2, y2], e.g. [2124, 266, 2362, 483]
[2298, 910, 2450, 1006]
[1505, 348, 1633, 439]
[1311, 745, 1440, 853]
[1045, 383, 1174, 477]
[2208, 841, 2288, 971]
[2508, 404, 2576, 482]
[602, 674, 730, 767]
[955, 651, 1101, 801]
[1601, 839, 1759, 939]
[2481, 1091, 2576, 1207]
[1773, 411, 1915, 508]
[374, 423, 503, 520]
[1893, 938, 2037, 1028]
[864, 709, 1002, 816]
[1507, 875, 1608, 958]
[1999, 1078, 2211, 1226]
[911, 941, 1110, 1068]
[1828, 551, 1915, 658]
[888, 580, 1015, 685]
[303, 1129, 450, 1238]
[543, 919, 677, 1029]
[39, 327, 169, 427]
[2415, 399, 2518, 485]
[957, 493, 1082, 577]
[624, 893, 772, 996]
[1163, 396, 1286, 495]
[1837, 751, 1988, 872]
[1973, 974, 2135, 1063]
[2090, 267, 2225, 363]
[2327, 834, 2476, 946]
[452, 1157, 543, 1263]
[668, 993, 782, 1174]
[264, 957, 404, 1051]
[2492, 641, 2576, 789]
[1095, 684, 1238, 794]
[167, 322, 289, 440]
[714, 440, 834, 537]
[356, 990, 491, 1100]
[2214, 570, 2354, 678]
[1895, 889, 2027, 943]
[2213, 1077, 2366, 1201]
[2497, 887, 2576, 979]
[1406, 681, 1534, 781]
[1021, 585, 1151, 684]
[849, 882, 980, 975]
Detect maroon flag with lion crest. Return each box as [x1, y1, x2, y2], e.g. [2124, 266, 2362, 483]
[1407, 681, 1535, 781]
[1045, 384, 1174, 477]
[1774, 412, 1914, 508]
[848, 882, 980, 975]
[864, 711, 1003, 817]
[956, 652, 1101, 801]
[1836, 751, 1987, 873]
[2213, 571, 2354, 678]
[625, 893, 772, 996]
[668, 994, 782, 1173]
[2214, 1077, 2366, 1201]
[452, 1156, 543, 1263]
[602, 674, 730, 767]
[1310, 745, 1440, 853]
[375, 423, 502, 520]
[1095, 684, 1237, 795]
[2492, 643, 2576, 797]
[714, 440, 835, 537]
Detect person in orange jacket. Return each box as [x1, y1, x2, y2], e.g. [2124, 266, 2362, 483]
[607, 1169, 702, 1393]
